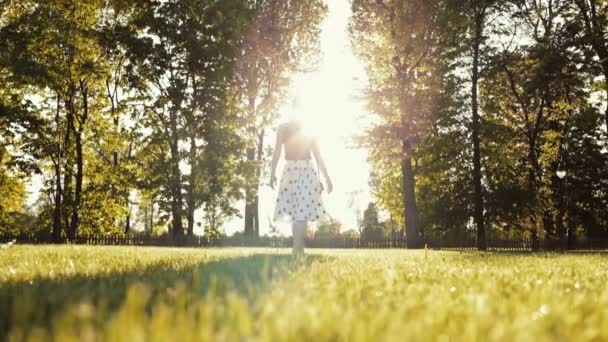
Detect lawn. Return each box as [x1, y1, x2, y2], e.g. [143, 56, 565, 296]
[1, 246, 607, 341]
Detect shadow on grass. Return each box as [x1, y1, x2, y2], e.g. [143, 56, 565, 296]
[0, 253, 330, 336]
[436, 249, 608, 256]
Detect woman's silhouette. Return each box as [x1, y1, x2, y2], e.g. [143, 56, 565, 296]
[270, 110, 332, 257]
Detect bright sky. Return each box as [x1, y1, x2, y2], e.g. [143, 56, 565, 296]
[224, 0, 373, 236]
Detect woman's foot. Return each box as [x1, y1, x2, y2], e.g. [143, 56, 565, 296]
[292, 248, 305, 258]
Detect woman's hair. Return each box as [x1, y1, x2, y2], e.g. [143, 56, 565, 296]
[285, 95, 303, 124]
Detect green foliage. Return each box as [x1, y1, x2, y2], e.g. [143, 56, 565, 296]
[1, 0, 320, 238]
[1, 0, 608, 242]
[351, 0, 608, 241]
[315, 217, 343, 239]
[129, 0, 254, 236]
[341, 229, 360, 238]
[0, 169, 25, 234]
[362, 202, 382, 240]
[0, 0, 136, 238]
[415, 66, 473, 239]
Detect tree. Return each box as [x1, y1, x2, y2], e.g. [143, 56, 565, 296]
[361, 202, 381, 241]
[350, 0, 443, 248]
[315, 218, 342, 239]
[2, 0, 607, 248]
[467, 0, 501, 250]
[0, 0, 125, 239]
[235, 0, 327, 237]
[96, 1, 148, 234]
[132, 0, 250, 237]
[479, 0, 600, 247]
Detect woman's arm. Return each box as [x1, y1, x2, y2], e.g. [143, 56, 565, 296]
[311, 138, 333, 194]
[269, 127, 283, 189]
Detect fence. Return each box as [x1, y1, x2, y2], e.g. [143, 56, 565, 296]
[1, 232, 608, 251]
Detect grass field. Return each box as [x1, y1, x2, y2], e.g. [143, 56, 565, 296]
[1, 246, 607, 341]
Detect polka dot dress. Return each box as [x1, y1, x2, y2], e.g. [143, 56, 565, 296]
[273, 159, 328, 223]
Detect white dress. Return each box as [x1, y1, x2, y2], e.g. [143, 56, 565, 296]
[273, 158, 328, 223]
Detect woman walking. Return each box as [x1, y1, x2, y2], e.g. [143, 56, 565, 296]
[269, 118, 333, 257]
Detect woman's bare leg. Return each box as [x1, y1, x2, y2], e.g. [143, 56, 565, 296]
[292, 220, 307, 257]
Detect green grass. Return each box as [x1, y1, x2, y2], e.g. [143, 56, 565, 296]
[1, 246, 608, 341]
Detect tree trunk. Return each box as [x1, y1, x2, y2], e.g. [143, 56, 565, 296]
[531, 224, 539, 251]
[603, 67, 608, 134]
[527, 147, 539, 251]
[112, 109, 124, 233]
[63, 171, 72, 234]
[566, 198, 576, 249]
[244, 91, 258, 237]
[62, 94, 74, 236]
[398, 86, 421, 249]
[123, 144, 133, 234]
[401, 147, 421, 248]
[113, 109, 119, 167]
[558, 203, 567, 249]
[69, 82, 88, 240]
[124, 198, 131, 234]
[244, 147, 256, 237]
[548, 173, 563, 243]
[253, 195, 260, 237]
[52, 96, 62, 242]
[170, 175, 184, 237]
[53, 163, 62, 242]
[254, 131, 264, 237]
[565, 154, 575, 249]
[69, 131, 82, 240]
[169, 112, 184, 237]
[542, 210, 555, 239]
[471, 9, 486, 250]
[186, 200, 195, 236]
[125, 206, 131, 234]
[186, 135, 196, 236]
[526, 97, 545, 251]
[149, 198, 154, 232]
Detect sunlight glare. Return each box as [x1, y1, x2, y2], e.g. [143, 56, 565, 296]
[225, 0, 373, 236]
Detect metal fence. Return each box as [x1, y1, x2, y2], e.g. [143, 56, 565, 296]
[2, 232, 608, 251]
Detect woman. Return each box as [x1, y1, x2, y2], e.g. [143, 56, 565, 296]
[269, 119, 333, 257]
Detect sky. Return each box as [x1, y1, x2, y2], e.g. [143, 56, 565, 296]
[224, 0, 373, 236]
